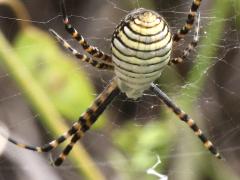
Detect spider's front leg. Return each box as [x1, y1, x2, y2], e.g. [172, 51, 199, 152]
[150, 83, 222, 159]
[6, 79, 120, 166]
[53, 78, 120, 166]
[7, 120, 81, 153]
[53, 130, 82, 166]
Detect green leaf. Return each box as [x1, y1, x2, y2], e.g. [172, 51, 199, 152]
[14, 27, 106, 128]
[0, 30, 105, 180]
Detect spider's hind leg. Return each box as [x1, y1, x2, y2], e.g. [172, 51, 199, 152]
[173, 0, 202, 42]
[169, 13, 200, 65]
[60, 0, 112, 63]
[49, 29, 114, 70]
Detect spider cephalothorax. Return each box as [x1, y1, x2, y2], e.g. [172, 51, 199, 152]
[6, 0, 221, 167]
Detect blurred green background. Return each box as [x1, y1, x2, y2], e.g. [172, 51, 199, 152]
[0, 0, 239, 180]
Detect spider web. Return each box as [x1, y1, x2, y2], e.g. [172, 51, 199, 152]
[0, 0, 239, 180]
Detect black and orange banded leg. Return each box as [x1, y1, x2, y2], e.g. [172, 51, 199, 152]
[49, 29, 114, 70]
[150, 83, 222, 159]
[7, 121, 81, 153]
[170, 13, 200, 65]
[169, 40, 198, 65]
[60, 0, 112, 63]
[54, 131, 83, 166]
[53, 78, 120, 166]
[173, 0, 202, 42]
[7, 79, 120, 166]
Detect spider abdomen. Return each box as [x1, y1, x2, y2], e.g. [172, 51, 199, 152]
[111, 8, 172, 99]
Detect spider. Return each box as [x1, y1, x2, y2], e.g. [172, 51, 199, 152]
[7, 0, 221, 166]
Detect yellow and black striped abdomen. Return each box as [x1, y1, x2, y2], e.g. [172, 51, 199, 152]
[111, 8, 172, 99]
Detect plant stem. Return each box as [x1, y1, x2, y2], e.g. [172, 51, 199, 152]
[0, 0, 31, 29]
[0, 31, 106, 180]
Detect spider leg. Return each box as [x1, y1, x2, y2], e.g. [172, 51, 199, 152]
[49, 29, 114, 70]
[150, 83, 222, 159]
[169, 13, 200, 65]
[60, 0, 112, 63]
[173, 0, 202, 42]
[7, 122, 80, 152]
[169, 40, 198, 65]
[53, 78, 119, 166]
[53, 130, 82, 166]
[7, 78, 119, 158]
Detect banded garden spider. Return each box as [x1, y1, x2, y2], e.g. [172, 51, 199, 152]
[7, 0, 221, 166]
